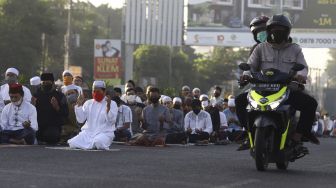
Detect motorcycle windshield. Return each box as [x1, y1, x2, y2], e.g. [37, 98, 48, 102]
[251, 69, 291, 84]
[249, 69, 290, 95]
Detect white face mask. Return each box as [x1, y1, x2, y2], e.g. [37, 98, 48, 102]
[126, 95, 136, 104]
[201, 101, 209, 108]
[12, 98, 23, 106]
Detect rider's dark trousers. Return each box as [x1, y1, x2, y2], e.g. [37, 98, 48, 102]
[235, 90, 317, 136]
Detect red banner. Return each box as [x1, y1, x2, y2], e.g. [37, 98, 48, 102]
[94, 57, 121, 79]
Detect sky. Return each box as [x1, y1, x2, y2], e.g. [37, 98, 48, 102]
[302, 48, 331, 71]
[87, 0, 123, 8]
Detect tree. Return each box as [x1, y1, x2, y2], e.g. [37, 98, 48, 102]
[0, 0, 122, 83]
[134, 45, 196, 90]
[193, 47, 250, 94]
[0, 0, 57, 83]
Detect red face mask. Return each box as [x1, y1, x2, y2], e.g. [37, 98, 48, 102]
[93, 91, 104, 102]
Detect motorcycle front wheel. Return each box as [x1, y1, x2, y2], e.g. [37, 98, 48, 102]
[254, 127, 273, 171]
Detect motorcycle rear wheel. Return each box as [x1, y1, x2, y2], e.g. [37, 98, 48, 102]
[276, 161, 289, 170]
[254, 127, 272, 171]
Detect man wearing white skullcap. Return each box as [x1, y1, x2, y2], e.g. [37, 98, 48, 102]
[162, 96, 185, 144]
[199, 94, 210, 110]
[1, 68, 32, 104]
[68, 80, 118, 150]
[0, 87, 4, 119]
[29, 76, 41, 95]
[173, 97, 182, 104]
[60, 70, 83, 95]
[60, 84, 80, 144]
[181, 85, 191, 101]
[223, 99, 242, 132]
[30, 76, 41, 86]
[172, 97, 182, 111]
[192, 88, 201, 99]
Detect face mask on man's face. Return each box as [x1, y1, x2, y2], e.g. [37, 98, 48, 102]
[193, 108, 201, 115]
[41, 84, 53, 92]
[201, 101, 209, 108]
[270, 30, 288, 44]
[66, 93, 78, 104]
[257, 31, 267, 43]
[150, 96, 160, 104]
[126, 95, 136, 104]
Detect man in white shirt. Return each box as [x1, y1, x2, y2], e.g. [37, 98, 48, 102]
[29, 76, 41, 95]
[1, 84, 38, 145]
[68, 81, 118, 150]
[163, 96, 186, 144]
[0, 88, 4, 116]
[201, 95, 228, 143]
[1, 68, 32, 104]
[184, 99, 213, 143]
[112, 96, 132, 142]
[192, 88, 201, 99]
[210, 86, 224, 106]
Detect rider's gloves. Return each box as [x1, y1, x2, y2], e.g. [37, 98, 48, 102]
[294, 75, 306, 84]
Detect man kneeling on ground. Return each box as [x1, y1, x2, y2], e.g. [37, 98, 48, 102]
[184, 99, 213, 144]
[129, 87, 171, 146]
[68, 81, 118, 150]
[112, 96, 132, 142]
[1, 84, 38, 145]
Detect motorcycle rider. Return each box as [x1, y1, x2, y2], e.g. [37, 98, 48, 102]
[249, 15, 269, 54]
[235, 14, 319, 152]
[237, 15, 269, 151]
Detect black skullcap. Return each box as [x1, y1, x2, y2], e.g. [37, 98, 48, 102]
[191, 99, 201, 107]
[41, 73, 55, 82]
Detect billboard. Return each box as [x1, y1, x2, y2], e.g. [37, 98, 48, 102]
[186, 0, 336, 48]
[94, 39, 122, 85]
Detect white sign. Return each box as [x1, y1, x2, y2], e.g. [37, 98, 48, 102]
[186, 31, 255, 47]
[186, 31, 336, 48]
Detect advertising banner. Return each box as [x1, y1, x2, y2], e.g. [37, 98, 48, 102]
[94, 39, 122, 85]
[186, 0, 336, 48]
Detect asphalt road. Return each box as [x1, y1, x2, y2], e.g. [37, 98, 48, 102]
[0, 138, 335, 188]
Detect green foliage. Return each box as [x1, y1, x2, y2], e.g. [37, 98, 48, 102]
[161, 87, 177, 97]
[0, 0, 121, 83]
[134, 45, 249, 94]
[192, 47, 249, 92]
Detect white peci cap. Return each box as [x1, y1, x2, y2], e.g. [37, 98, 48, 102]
[30, 76, 41, 86]
[93, 80, 106, 89]
[6, 68, 19, 76]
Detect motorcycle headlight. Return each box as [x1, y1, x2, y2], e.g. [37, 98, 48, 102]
[269, 100, 281, 110]
[268, 92, 288, 110]
[248, 95, 260, 110]
[250, 100, 259, 109]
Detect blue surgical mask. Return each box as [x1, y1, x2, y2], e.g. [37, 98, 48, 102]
[257, 31, 267, 43]
[66, 93, 78, 104]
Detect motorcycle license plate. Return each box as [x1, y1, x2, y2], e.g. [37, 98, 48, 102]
[251, 83, 281, 91]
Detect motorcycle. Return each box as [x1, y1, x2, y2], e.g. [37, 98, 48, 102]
[238, 63, 308, 171]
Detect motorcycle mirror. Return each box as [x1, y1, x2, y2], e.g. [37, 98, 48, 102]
[291, 64, 305, 72]
[239, 63, 251, 71]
